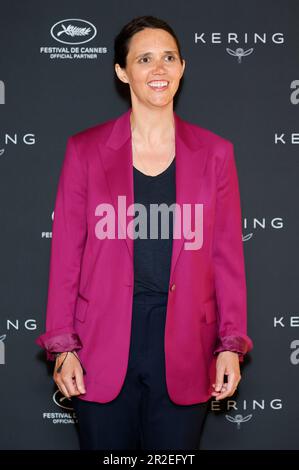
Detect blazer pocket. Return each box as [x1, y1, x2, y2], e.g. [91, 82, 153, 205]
[75, 295, 89, 323]
[204, 298, 218, 324]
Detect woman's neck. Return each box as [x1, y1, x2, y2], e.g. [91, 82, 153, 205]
[130, 106, 175, 146]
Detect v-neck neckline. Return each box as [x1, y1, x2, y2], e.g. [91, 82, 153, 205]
[133, 156, 175, 180]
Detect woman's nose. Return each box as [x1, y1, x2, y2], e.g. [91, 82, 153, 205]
[152, 60, 167, 73]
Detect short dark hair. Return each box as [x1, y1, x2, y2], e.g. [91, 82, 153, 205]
[114, 15, 184, 69]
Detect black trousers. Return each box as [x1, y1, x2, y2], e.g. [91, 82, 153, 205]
[72, 291, 210, 450]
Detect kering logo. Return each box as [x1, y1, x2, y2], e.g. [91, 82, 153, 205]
[225, 413, 252, 429]
[273, 315, 299, 328]
[243, 217, 284, 241]
[211, 398, 282, 411]
[0, 80, 5, 104]
[211, 398, 282, 428]
[0, 133, 36, 156]
[51, 19, 97, 45]
[274, 133, 299, 145]
[194, 32, 285, 63]
[6, 319, 37, 331]
[226, 48, 253, 64]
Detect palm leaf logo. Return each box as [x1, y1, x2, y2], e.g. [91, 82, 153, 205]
[57, 24, 92, 37]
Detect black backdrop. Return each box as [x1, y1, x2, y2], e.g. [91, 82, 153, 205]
[0, 0, 298, 450]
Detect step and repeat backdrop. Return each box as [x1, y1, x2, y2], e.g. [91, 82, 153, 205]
[0, 0, 298, 450]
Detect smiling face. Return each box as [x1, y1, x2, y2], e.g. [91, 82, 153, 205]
[115, 27, 185, 109]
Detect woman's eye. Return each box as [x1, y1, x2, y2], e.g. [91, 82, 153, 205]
[138, 55, 176, 64]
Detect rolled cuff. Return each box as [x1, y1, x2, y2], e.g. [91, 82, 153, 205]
[213, 334, 253, 362]
[36, 329, 83, 362]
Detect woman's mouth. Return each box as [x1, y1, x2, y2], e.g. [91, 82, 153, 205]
[147, 80, 169, 91]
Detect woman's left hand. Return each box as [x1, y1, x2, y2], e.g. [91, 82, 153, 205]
[211, 351, 241, 401]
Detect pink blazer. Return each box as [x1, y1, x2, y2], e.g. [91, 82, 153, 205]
[36, 108, 253, 405]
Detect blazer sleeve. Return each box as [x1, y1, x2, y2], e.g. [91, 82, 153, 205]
[212, 141, 253, 363]
[35, 136, 87, 361]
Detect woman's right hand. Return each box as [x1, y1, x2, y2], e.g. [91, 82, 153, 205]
[53, 351, 86, 398]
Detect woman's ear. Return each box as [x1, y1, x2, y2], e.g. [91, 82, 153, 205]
[115, 64, 129, 84]
[181, 59, 186, 78]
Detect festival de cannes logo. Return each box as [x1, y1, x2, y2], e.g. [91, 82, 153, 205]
[53, 389, 74, 410]
[41, 390, 77, 424]
[51, 19, 97, 45]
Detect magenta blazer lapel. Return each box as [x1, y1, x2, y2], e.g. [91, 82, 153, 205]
[98, 107, 209, 279]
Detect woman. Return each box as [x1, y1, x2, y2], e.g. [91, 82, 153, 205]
[36, 15, 253, 450]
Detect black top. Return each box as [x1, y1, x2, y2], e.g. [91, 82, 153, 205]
[132, 157, 176, 296]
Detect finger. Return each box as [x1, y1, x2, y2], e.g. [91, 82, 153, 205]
[61, 375, 80, 397]
[74, 367, 86, 394]
[214, 366, 225, 392]
[53, 375, 67, 397]
[211, 386, 228, 397]
[214, 376, 235, 400]
[211, 382, 227, 392]
[212, 387, 227, 394]
[56, 380, 72, 398]
[214, 387, 237, 400]
[215, 381, 238, 400]
[226, 372, 236, 395]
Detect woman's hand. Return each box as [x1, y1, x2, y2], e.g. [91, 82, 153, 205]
[211, 351, 241, 401]
[53, 351, 86, 398]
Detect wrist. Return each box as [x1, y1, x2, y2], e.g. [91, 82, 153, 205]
[218, 350, 240, 356]
[54, 351, 70, 359]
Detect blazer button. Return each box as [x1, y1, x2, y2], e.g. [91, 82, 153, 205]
[170, 283, 176, 292]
